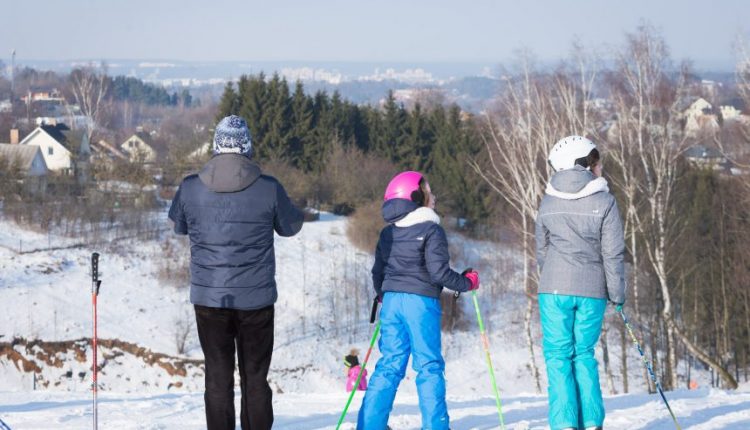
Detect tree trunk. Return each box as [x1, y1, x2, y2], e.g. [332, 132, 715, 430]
[719, 208, 730, 361]
[524, 297, 542, 393]
[745, 289, 750, 382]
[665, 322, 677, 391]
[670, 319, 738, 389]
[600, 321, 617, 394]
[630, 213, 650, 392]
[649, 314, 658, 394]
[620, 320, 629, 393]
[521, 215, 543, 394]
[654, 221, 677, 390]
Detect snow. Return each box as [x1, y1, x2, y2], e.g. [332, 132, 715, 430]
[0, 210, 748, 429]
[2, 387, 750, 429]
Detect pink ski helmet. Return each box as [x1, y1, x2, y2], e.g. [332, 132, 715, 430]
[384, 171, 424, 202]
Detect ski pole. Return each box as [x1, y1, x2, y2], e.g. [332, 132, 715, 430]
[618, 306, 682, 430]
[471, 289, 506, 430]
[336, 298, 381, 430]
[91, 252, 102, 430]
[0, 417, 12, 430]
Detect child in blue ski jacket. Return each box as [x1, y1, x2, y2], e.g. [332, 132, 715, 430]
[535, 136, 626, 430]
[357, 171, 479, 430]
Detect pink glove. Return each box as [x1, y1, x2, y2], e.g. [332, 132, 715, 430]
[464, 270, 480, 291]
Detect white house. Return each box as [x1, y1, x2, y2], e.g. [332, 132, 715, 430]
[0, 143, 48, 193]
[0, 143, 48, 176]
[187, 141, 212, 161]
[18, 124, 76, 173]
[120, 132, 157, 163]
[678, 97, 719, 136]
[91, 138, 129, 166]
[720, 105, 742, 121]
[680, 97, 713, 119]
[684, 145, 727, 170]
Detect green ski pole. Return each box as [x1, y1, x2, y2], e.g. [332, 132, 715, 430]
[471, 290, 506, 430]
[336, 298, 381, 430]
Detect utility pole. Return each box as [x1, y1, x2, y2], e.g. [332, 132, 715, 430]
[10, 49, 15, 101]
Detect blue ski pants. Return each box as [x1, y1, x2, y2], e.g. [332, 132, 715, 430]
[539, 293, 606, 430]
[357, 292, 449, 430]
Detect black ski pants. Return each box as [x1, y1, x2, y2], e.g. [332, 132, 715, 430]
[195, 304, 274, 430]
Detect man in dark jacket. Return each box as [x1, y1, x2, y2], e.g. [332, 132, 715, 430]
[168, 115, 303, 430]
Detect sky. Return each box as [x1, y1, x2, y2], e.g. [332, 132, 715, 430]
[2, 0, 750, 69]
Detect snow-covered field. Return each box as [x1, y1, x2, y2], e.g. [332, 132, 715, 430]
[2, 387, 750, 429]
[1, 211, 748, 429]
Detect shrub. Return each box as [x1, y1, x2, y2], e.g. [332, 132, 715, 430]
[346, 199, 385, 254]
[262, 157, 315, 207]
[317, 140, 397, 214]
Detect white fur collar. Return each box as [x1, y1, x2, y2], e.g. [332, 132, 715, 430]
[394, 207, 441, 227]
[545, 177, 609, 200]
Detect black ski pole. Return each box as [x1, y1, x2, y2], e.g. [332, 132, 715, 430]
[369, 296, 379, 324]
[91, 252, 102, 430]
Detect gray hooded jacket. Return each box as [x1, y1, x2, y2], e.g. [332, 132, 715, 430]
[535, 166, 626, 303]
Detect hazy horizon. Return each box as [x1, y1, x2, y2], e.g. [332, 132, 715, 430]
[2, 0, 749, 72]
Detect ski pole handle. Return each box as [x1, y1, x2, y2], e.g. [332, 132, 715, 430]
[370, 297, 379, 324]
[91, 252, 101, 295]
[91, 252, 99, 282]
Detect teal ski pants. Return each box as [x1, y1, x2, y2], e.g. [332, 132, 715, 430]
[357, 292, 449, 430]
[539, 293, 606, 430]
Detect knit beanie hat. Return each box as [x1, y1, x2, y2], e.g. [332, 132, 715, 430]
[213, 115, 253, 157]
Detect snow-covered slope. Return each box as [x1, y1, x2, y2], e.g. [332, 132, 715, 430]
[0, 211, 747, 429]
[1, 386, 750, 429]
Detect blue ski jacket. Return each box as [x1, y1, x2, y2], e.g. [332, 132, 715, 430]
[371, 199, 470, 299]
[168, 154, 304, 310]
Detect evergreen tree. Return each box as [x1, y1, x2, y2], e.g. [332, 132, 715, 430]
[290, 81, 314, 169]
[216, 82, 240, 120]
[363, 105, 385, 155]
[349, 104, 370, 152]
[401, 102, 434, 171]
[238, 74, 268, 157]
[430, 105, 492, 225]
[379, 90, 408, 162]
[180, 89, 193, 108]
[263, 73, 292, 160]
[307, 90, 333, 172]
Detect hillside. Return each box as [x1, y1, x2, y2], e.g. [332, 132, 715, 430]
[0, 211, 747, 429]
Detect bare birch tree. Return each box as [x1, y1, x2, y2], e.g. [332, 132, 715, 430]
[69, 63, 111, 138]
[472, 48, 599, 393]
[605, 24, 738, 390]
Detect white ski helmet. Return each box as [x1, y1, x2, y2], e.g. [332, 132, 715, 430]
[547, 135, 597, 172]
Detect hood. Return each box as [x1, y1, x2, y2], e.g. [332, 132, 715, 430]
[198, 154, 261, 193]
[382, 199, 420, 224]
[546, 166, 609, 200]
[394, 207, 441, 227]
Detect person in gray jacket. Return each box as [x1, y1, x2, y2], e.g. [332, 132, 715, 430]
[535, 135, 625, 430]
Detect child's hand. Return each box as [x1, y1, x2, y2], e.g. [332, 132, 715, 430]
[464, 270, 480, 291]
